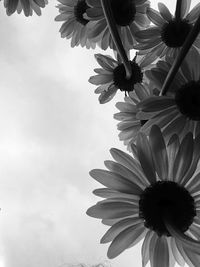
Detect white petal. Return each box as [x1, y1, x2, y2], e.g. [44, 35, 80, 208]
[147, 7, 165, 26]
[90, 169, 143, 194]
[186, 3, 200, 23]
[87, 201, 138, 219]
[110, 148, 149, 186]
[107, 224, 146, 258]
[181, 243, 200, 267]
[101, 218, 142, 243]
[185, 172, 200, 195]
[149, 233, 158, 265]
[136, 132, 157, 184]
[158, 2, 172, 21]
[166, 222, 200, 255]
[152, 236, 169, 267]
[173, 133, 193, 183]
[170, 238, 185, 266]
[104, 160, 145, 189]
[93, 188, 139, 200]
[149, 125, 168, 180]
[98, 84, 118, 104]
[167, 134, 180, 180]
[180, 0, 191, 18]
[181, 134, 200, 186]
[141, 230, 154, 267]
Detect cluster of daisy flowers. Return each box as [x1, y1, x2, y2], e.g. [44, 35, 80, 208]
[3, 0, 200, 266]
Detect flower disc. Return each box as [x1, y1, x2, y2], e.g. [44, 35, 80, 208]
[175, 80, 200, 121]
[139, 181, 196, 236]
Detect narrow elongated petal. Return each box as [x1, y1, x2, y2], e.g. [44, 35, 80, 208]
[141, 230, 154, 267]
[170, 238, 185, 267]
[166, 222, 200, 255]
[149, 233, 158, 265]
[173, 133, 193, 183]
[181, 134, 200, 186]
[147, 7, 165, 26]
[93, 188, 139, 200]
[90, 169, 143, 194]
[181, 0, 191, 18]
[149, 125, 168, 180]
[152, 236, 169, 267]
[137, 133, 156, 184]
[185, 172, 200, 195]
[138, 96, 175, 112]
[86, 201, 138, 219]
[158, 3, 172, 21]
[107, 224, 146, 258]
[101, 218, 142, 243]
[181, 243, 200, 267]
[99, 85, 118, 104]
[167, 134, 180, 180]
[110, 148, 149, 186]
[104, 160, 145, 189]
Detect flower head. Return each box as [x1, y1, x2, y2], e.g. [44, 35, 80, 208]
[87, 125, 200, 266]
[89, 53, 148, 104]
[114, 82, 157, 150]
[134, 2, 200, 64]
[86, 0, 150, 50]
[1, 0, 48, 16]
[137, 48, 200, 140]
[55, 0, 95, 48]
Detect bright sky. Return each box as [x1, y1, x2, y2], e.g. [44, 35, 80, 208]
[0, 1, 199, 267]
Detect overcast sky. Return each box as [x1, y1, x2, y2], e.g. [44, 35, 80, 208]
[0, 1, 199, 267]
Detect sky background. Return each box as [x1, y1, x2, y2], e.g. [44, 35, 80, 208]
[0, 1, 199, 267]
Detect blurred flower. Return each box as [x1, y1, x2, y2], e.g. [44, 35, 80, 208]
[55, 0, 95, 48]
[114, 82, 157, 151]
[87, 125, 200, 266]
[89, 53, 148, 104]
[134, 2, 200, 64]
[1, 0, 48, 16]
[85, 0, 150, 50]
[137, 49, 200, 140]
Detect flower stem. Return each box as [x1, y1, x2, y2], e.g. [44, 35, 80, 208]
[175, 0, 182, 21]
[161, 14, 200, 96]
[100, 0, 132, 79]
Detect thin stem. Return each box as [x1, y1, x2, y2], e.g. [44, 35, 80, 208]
[175, 0, 182, 21]
[100, 0, 132, 79]
[161, 14, 200, 96]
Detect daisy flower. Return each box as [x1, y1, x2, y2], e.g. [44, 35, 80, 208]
[55, 0, 95, 48]
[89, 53, 148, 104]
[1, 0, 48, 16]
[87, 125, 200, 266]
[137, 48, 200, 141]
[134, 1, 200, 64]
[114, 82, 157, 151]
[85, 0, 150, 50]
[137, 50, 200, 139]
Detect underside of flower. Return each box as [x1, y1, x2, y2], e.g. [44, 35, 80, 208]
[175, 80, 200, 121]
[74, 0, 89, 25]
[139, 181, 196, 236]
[110, 0, 136, 26]
[161, 19, 192, 48]
[113, 61, 143, 92]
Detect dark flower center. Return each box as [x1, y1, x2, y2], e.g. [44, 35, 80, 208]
[113, 61, 143, 92]
[175, 80, 200, 121]
[161, 19, 192, 48]
[140, 120, 148, 126]
[74, 0, 89, 25]
[139, 181, 196, 236]
[110, 0, 136, 26]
